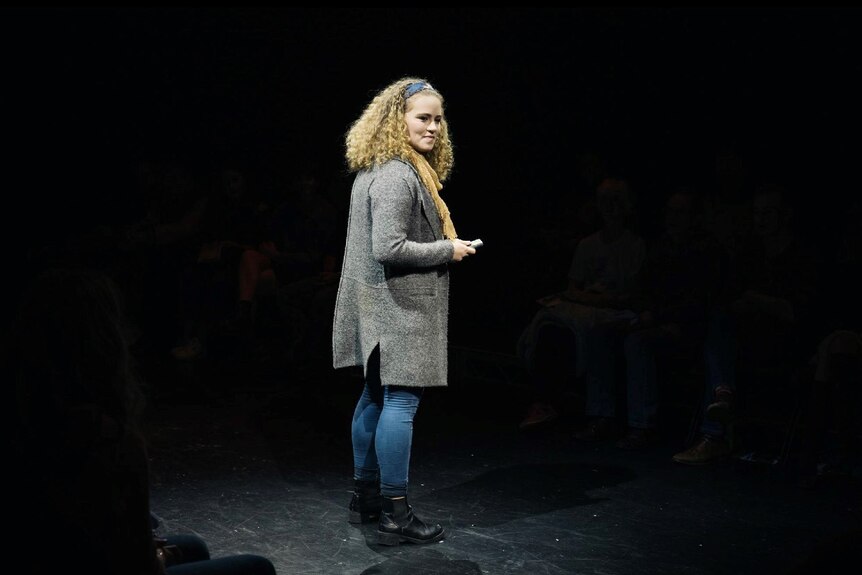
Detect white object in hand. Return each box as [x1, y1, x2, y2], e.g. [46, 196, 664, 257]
[470, 239, 483, 249]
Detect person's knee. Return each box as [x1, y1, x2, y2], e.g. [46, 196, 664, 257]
[383, 386, 423, 411]
[164, 533, 210, 562]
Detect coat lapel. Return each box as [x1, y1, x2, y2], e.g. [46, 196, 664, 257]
[400, 158, 442, 241]
[418, 186, 442, 240]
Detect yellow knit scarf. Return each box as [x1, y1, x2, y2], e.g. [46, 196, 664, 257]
[405, 149, 457, 240]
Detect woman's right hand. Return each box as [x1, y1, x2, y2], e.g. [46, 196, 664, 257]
[450, 239, 476, 262]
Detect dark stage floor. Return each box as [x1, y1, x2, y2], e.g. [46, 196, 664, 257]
[143, 348, 860, 575]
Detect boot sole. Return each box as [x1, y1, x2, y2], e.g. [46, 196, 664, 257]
[378, 528, 446, 546]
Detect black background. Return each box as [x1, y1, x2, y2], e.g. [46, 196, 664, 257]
[4, 7, 861, 344]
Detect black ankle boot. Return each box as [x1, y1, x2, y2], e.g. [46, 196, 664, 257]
[378, 496, 445, 545]
[348, 480, 382, 524]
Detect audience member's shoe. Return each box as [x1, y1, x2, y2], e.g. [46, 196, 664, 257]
[672, 435, 730, 465]
[706, 385, 734, 424]
[574, 417, 617, 441]
[616, 427, 659, 450]
[519, 401, 558, 430]
[170, 337, 204, 361]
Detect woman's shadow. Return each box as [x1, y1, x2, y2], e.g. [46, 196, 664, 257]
[351, 461, 636, 563]
[420, 461, 636, 528]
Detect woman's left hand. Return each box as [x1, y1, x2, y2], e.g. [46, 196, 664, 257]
[450, 239, 476, 262]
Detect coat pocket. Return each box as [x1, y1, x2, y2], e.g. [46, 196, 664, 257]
[384, 266, 437, 296]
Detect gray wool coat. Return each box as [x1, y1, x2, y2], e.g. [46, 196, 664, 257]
[332, 158, 455, 387]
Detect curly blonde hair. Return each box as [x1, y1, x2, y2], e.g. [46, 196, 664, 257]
[345, 77, 454, 180]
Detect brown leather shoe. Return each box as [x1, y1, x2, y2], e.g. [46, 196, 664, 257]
[672, 436, 730, 465]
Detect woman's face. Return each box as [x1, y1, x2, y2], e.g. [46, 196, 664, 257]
[404, 94, 443, 154]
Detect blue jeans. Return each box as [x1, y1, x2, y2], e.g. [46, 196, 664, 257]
[583, 321, 620, 420]
[700, 309, 737, 438]
[622, 326, 684, 429]
[587, 318, 719, 433]
[584, 322, 679, 429]
[352, 346, 423, 497]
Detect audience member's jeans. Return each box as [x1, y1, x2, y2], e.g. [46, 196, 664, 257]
[585, 322, 682, 429]
[623, 326, 682, 429]
[701, 309, 737, 438]
[352, 346, 424, 497]
[583, 321, 620, 420]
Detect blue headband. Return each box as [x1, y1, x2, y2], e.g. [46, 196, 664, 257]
[404, 81, 432, 99]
